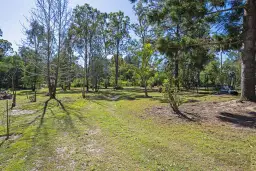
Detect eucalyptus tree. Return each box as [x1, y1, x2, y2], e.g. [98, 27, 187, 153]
[91, 21, 108, 91]
[19, 46, 40, 93]
[99, 13, 111, 88]
[132, 0, 152, 46]
[136, 43, 154, 97]
[59, 28, 77, 91]
[90, 36, 105, 91]
[0, 30, 13, 90]
[32, 0, 55, 105]
[31, 0, 69, 114]
[3, 55, 23, 108]
[125, 39, 140, 67]
[53, 0, 71, 94]
[23, 20, 45, 100]
[87, 8, 101, 91]
[0, 29, 12, 59]
[73, 4, 97, 97]
[108, 12, 130, 89]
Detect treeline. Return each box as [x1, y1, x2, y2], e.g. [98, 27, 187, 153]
[0, 0, 253, 102]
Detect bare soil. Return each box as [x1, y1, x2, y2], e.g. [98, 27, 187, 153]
[85, 128, 104, 157]
[146, 100, 256, 129]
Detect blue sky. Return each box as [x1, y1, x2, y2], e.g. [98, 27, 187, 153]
[0, 0, 136, 51]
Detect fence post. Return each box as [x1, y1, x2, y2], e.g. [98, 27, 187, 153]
[6, 100, 9, 140]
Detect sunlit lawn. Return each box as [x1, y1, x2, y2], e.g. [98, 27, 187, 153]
[0, 87, 255, 170]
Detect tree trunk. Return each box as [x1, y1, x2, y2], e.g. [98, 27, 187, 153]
[34, 90, 37, 102]
[33, 47, 38, 93]
[82, 55, 86, 98]
[83, 41, 88, 98]
[174, 59, 179, 89]
[104, 44, 108, 89]
[144, 79, 148, 97]
[197, 70, 200, 94]
[52, 13, 62, 100]
[6, 100, 9, 140]
[11, 76, 16, 108]
[88, 36, 93, 92]
[241, 0, 256, 101]
[105, 79, 108, 89]
[68, 49, 72, 91]
[115, 41, 120, 89]
[67, 82, 71, 90]
[46, 15, 53, 100]
[86, 71, 89, 92]
[95, 76, 98, 92]
[32, 84, 35, 92]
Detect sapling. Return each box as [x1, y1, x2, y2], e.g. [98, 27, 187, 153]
[163, 77, 183, 115]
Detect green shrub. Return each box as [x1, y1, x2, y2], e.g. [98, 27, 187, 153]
[71, 78, 83, 87]
[163, 78, 183, 114]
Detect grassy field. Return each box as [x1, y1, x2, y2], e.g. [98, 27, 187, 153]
[0, 88, 255, 171]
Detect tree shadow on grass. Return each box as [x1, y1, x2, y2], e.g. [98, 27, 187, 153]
[57, 89, 83, 95]
[151, 96, 201, 104]
[123, 87, 159, 93]
[182, 111, 202, 121]
[248, 111, 256, 116]
[0, 133, 22, 147]
[64, 106, 89, 124]
[55, 87, 154, 102]
[88, 99, 112, 109]
[217, 112, 256, 128]
[0, 108, 44, 147]
[0, 139, 6, 147]
[84, 92, 138, 101]
[27, 105, 80, 159]
[185, 94, 210, 98]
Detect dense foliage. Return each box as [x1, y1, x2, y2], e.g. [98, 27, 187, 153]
[0, 0, 254, 101]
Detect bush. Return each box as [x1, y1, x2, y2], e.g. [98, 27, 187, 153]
[71, 79, 83, 87]
[163, 78, 183, 114]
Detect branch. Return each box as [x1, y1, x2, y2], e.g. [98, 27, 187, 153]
[207, 5, 245, 15]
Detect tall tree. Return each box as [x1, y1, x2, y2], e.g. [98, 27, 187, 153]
[240, 0, 256, 100]
[108, 12, 130, 89]
[54, 0, 71, 95]
[73, 4, 97, 97]
[87, 8, 101, 91]
[205, 0, 254, 100]
[32, 0, 69, 114]
[132, 0, 152, 46]
[3, 55, 23, 108]
[99, 13, 111, 88]
[24, 20, 44, 98]
[59, 28, 77, 91]
[0, 29, 12, 59]
[130, 0, 256, 101]
[32, 0, 55, 102]
[136, 43, 154, 97]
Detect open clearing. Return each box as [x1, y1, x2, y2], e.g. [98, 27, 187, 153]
[0, 88, 255, 170]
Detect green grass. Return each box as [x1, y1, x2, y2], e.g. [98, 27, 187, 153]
[0, 88, 255, 170]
